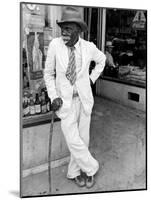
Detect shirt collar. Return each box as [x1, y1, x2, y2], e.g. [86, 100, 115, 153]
[74, 37, 81, 50]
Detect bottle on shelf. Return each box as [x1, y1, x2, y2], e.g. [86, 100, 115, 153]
[23, 94, 30, 117]
[35, 93, 41, 114]
[29, 94, 36, 115]
[41, 91, 47, 114]
[45, 90, 51, 112]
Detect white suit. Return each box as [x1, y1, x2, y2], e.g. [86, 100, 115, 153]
[44, 37, 106, 178]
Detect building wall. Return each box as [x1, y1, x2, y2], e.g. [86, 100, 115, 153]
[96, 79, 146, 111]
[22, 121, 69, 170]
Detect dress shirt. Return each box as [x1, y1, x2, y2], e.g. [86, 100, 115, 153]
[66, 38, 82, 95]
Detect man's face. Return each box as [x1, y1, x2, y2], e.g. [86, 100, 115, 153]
[60, 23, 81, 46]
[107, 46, 113, 54]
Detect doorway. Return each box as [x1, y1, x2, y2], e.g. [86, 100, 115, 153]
[84, 7, 103, 96]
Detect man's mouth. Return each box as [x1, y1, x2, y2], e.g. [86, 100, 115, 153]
[62, 35, 70, 42]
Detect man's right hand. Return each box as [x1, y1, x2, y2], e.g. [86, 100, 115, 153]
[51, 97, 63, 111]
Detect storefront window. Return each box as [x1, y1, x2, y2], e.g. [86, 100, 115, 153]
[103, 9, 147, 87]
[22, 3, 61, 121]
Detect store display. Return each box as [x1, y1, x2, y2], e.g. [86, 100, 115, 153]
[45, 90, 51, 112]
[26, 32, 44, 80]
[104, 9, 146, 87]
[32, 32, 43, 72]
[22, 7, 52, 120]
[103, 65, 119, 78]
[29, 94, 36, 115]
[118, 66, 131, 76]
[41, 90, 47, 114]
[23, 49, 30, 89]
[35, 93, 41, 114]
[118, 65, 146, 84]
[22, 88, 51, 118]
[23, 93, 30, 117]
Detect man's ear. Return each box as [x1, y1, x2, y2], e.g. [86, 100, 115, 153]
[78, 26, 82, 33]
[75, 23, 82, 33]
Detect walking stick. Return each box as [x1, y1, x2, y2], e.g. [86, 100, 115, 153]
[48, 110, 55, 194]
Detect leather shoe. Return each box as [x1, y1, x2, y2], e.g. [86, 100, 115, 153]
[85, 175, 95, 188]
[73, 175, 85, 187]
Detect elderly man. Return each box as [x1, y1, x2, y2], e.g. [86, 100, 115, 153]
[44, 6, 106, 188]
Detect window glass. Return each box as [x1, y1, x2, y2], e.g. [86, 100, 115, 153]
[103, 9, 147, 87]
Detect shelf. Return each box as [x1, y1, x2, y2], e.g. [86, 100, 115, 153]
[101, 76, 146, 89]
[22, 111, 60, 128]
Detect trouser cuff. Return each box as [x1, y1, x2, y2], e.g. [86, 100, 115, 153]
[67, 172, 81, 179]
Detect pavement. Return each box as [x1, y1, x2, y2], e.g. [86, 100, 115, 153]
[21, 96, 146, 197]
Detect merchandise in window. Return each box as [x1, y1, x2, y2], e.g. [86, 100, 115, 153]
[103, 9, 147, 87]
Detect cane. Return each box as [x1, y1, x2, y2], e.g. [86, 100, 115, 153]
[48, 110, 55, 194]
[48, 98, 63, 194]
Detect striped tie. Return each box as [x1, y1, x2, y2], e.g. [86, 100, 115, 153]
[66, 46, 76, 85]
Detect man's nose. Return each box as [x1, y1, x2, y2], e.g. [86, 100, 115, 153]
[61, 29, 68, 35]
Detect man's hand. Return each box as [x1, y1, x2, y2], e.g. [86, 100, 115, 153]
[51, 97, 63, 111]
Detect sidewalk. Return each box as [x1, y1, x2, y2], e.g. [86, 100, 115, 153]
[22, 96, 146, 197]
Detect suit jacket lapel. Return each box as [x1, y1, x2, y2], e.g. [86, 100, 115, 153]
[77, 39, 87, 78]
[58, 38, 69, 71]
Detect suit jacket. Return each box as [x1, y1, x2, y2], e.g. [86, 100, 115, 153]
[44, 37, 106, 119]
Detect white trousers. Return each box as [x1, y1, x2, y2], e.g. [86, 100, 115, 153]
[61, 96, 99, 179]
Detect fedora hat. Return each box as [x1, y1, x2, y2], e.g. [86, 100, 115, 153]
[57, 6, 87, 32]
[106, 41, 114, 47]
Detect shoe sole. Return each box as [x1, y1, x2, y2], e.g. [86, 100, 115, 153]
[74, 180, 86, 187]
[70, 178, 85, 187]
[85, 179, 95, 188]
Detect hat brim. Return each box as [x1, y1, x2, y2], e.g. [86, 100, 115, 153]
[106, 45, 114, 48]
[57, 19, 88, 32]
